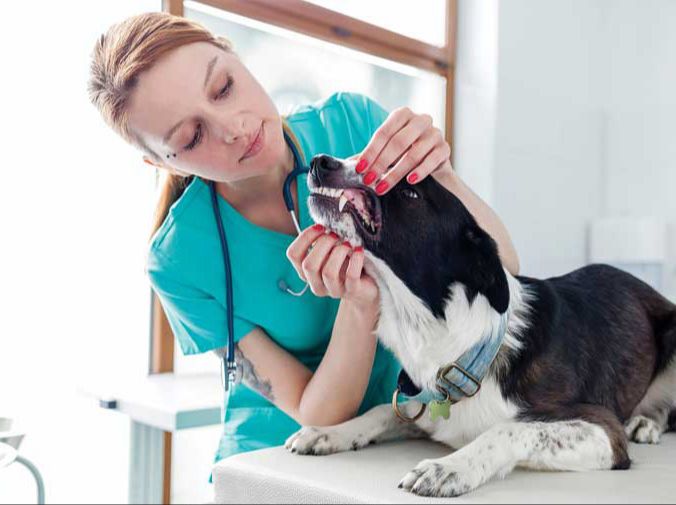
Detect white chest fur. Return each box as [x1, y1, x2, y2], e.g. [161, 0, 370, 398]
[364, 253, 531, 448]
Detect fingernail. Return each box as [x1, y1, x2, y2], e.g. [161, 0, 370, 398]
[312, 224, 325, 232]
[329, 232, 340, 240]
[356, 159, 368, 174]
[375, 180, 389, 195]
[343, 240, 352, 248]
[355, 246, 364, 252]
[363, 171, 377, 185]
[407, 173, 419, 184]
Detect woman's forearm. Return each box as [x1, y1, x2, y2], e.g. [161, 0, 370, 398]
[299, 298, 379, 426]
[435, 170, 520, 276]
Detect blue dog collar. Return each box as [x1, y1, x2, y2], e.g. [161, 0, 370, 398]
[395, 313, 509, 407]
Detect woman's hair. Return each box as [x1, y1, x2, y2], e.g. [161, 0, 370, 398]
[87, 12, 234, 240]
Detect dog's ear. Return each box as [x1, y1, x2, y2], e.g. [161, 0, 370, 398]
[461, 225, 510, 314]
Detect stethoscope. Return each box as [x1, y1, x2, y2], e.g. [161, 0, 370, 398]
[209, 129, 310, 392]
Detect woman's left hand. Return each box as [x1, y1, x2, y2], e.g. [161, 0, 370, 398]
[354, 107, 452, 194]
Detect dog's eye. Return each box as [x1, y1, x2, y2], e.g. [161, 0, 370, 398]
[400, 187, 419, 199]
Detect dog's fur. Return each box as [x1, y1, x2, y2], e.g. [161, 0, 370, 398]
[285, 154, 676, 497]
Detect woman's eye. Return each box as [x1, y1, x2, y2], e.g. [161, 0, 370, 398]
[184, 123, 202, 151]
[217, 76, 233, 99]
[401, 187, 419, 199]
[182, 77, 233, 151]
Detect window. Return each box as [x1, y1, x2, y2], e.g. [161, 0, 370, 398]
[306, 0, 448, 47]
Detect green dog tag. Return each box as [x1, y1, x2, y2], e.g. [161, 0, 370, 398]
[429, 399, 451, 421]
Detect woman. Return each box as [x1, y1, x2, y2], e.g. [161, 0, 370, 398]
[87, 12, 520, 468]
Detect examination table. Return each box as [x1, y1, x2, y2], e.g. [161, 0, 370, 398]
[213, 433, 676, 503]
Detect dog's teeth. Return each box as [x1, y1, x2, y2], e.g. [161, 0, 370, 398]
[339, 194, 348, 212]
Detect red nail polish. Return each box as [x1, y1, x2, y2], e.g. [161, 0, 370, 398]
[312, 224, 325, 232]
[375, 180, 389, 195]
[329, 232, 340, 240]
[363, 171, 377, 185]
[407, 173, 419, 184]
[343, 240, 352, 248]
[355, 246, 364, 252]
[356, 159, 368, 173]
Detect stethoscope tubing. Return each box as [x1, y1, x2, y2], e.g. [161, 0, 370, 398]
[210, 129, 310, 391]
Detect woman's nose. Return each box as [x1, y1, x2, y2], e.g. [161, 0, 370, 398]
[210, 113, 246, 145]
[221, 124, 244, 144]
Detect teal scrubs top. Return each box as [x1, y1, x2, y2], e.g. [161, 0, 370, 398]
[145, 91, 404, 467]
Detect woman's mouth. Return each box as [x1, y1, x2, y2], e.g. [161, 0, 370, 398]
[240, 122, 264, 161]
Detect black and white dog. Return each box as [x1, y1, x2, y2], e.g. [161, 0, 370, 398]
[285, 154, 676, 497]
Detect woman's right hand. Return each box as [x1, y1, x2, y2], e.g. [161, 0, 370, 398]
[286, 224, 379, 307]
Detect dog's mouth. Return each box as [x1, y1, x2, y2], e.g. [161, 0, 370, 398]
[309, 185, 382, 239]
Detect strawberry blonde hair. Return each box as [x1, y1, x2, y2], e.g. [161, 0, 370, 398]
[88, 12, 303, 240]
[87, 12, 232, 239]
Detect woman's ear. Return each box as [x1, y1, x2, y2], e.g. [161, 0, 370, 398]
[142, 156, 190, 178]
[142, 156, 160, 167]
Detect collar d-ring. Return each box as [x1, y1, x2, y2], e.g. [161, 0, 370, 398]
[392, 387, 426, 423]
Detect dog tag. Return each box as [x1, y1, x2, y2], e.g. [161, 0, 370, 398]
[429, 399, 451, 421]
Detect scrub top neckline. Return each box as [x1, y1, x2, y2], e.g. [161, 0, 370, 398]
[190, 165, 310, 249]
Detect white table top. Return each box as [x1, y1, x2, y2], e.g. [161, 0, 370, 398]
[80, 372, 223, 432]
[213, 434, 676, 504]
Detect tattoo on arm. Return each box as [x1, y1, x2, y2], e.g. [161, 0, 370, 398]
[234, 344, 274, 402]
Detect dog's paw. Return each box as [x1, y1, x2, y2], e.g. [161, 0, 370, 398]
[284, 426, 370, 456]
[625, 415, 662, 444]
[398, 458, 481, 497]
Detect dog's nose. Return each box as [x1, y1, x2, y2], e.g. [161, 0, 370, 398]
[311, 154, 342, 173]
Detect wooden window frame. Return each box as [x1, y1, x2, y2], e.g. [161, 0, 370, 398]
[152, 1, 457, 501]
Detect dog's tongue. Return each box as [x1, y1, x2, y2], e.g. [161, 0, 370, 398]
[343, 188, 368, 215]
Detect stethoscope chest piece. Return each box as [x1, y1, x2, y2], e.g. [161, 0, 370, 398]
[277, 278, 309, 297]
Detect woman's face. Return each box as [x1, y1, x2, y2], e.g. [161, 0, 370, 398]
[127, 41, 286, 183]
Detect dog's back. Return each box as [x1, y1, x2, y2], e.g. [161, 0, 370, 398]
[507, 263, 676, 430]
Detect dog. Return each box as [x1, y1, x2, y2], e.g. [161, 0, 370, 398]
[284, 153, 676, 497]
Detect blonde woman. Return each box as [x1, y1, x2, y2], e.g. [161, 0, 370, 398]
[87, 12, 519, 470]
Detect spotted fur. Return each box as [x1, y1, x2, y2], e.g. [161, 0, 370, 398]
[286, 154, 676, 497]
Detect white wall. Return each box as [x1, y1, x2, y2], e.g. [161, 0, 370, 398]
[456, 0, 676, 299]
[453, 0, 499, 203]
[0, 1, 159, 503]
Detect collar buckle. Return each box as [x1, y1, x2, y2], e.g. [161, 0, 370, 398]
[436, 363, 482, 398]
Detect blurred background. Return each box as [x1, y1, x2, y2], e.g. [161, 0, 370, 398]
[1, 0, 674, 503]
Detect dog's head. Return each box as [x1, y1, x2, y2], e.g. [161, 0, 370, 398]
[307, 154, 509, 317]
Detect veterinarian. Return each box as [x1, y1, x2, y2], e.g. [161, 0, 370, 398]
[87, 12, 520, 468]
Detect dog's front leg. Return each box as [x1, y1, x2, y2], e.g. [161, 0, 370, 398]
[285, 402, 427, 456]
[400, 419, 617, 497]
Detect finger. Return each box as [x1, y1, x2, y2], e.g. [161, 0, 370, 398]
[321, 241, 352, 298]
[403, 142, 451, 185]
[373, 128, 438, 195]
[362, 114, 433, 189]
[286, 224, 326, 281]
[356, 107, 413, 176]
[344, 247, 365, 295]
[337, 253, 350, 284]
[301, 232, 341, 296]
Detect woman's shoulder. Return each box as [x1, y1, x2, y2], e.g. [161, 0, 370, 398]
[286, 91, 386, 123]
[146, 177, 216, 276]
[285, 91, 390, 158]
